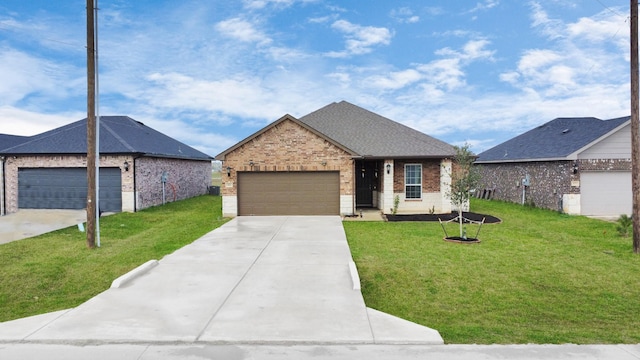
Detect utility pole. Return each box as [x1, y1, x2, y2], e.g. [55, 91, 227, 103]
[632, 0, 640, 253]
[86, 0, 96, 249]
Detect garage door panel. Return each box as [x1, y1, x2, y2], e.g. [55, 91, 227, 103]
[18, 168, 122, 212]
[238, 172, 339, 216]
[581, 171, 631, 217]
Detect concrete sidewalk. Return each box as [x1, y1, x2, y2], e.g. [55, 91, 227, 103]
[1, 343, 639, 359]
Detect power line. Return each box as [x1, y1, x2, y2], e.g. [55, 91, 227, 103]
[593, 0, 628, 19]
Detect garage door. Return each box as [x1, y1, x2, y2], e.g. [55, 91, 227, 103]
[18, 168, 122, 212]
[238, 172, 339, 215]
[580, 171, 631, 217]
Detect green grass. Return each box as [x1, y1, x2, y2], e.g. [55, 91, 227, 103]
[0, 195, 228, 323]
[344, 198, 640, 344]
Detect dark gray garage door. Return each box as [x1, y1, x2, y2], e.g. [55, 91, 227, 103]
[238, 172, 340, 216]
[18, 168, 122, 212]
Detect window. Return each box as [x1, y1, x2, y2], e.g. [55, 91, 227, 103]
[405, 164, 422, 199]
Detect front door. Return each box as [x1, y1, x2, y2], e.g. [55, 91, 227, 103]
[356, 161, 377, 207]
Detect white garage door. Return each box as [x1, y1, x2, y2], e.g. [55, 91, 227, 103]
[580, 171, 631, 217]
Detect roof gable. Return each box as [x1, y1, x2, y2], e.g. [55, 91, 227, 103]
[0, 116, 212, 160]
[476, 116, 630, 163]
[216, 114, 358, 160]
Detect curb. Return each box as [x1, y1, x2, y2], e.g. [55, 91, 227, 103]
[349, 261, 361, 290]
[110, 260, 159, 289]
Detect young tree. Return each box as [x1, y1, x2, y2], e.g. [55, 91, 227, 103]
[444, 144, 481, 238]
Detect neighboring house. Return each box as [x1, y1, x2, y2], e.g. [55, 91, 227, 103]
[475, 116, 631, 217]
[215, 101, 457, 217]
[0, 116, 213, 216]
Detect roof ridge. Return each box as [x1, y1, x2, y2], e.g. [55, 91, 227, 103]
[101, 119, 137, 152]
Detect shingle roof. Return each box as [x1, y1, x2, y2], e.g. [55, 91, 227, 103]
[0, 134, 29, 151]
[475, 116, 630, 163]
[0, 116, 212, 160]
[297, 101, 456, 158]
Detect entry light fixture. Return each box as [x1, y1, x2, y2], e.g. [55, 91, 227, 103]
[386, 163, 391, 174]
[123, 161, 129, 172]
[226, 166, 232, 177]
[572, 161, 578, 174]
[249, 160, 255, 167]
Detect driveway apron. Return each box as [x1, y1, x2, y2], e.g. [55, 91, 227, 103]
[0, 216, 442, 345]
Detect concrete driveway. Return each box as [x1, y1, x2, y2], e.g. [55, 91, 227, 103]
[0, 209, 86, 244]
[0, 216, 442, 345]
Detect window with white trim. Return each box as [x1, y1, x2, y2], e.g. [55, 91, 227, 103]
[404, 164, 422, 199]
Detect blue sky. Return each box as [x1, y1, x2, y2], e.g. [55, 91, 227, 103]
[0, 0, 631, 156]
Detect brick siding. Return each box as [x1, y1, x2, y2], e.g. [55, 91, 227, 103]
[1, 154, 210, 214]
[392, 159, 441, 193]
[220, 119, 354, 197]
[134, 157, 211, 210]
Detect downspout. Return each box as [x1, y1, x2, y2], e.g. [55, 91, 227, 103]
[132, 155, 142, 212]
[352, 158, 358, 216]
[0, 156, 5, 216]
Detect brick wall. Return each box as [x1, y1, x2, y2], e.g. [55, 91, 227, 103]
[134, 157, 211, 210]
[220, 118, 354, 197]
[392, 159, 441, 193]
[1, 154, 210, 214]
[3, 154, 130, 214]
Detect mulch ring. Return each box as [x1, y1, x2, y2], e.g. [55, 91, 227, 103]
[386, 211, 501, 224]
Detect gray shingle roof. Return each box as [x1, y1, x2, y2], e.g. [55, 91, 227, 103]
[0, 116, 212, 160]
[476, 116, 630, 163]
[297, 101, 456, 158]
[0, 134, 29, 151]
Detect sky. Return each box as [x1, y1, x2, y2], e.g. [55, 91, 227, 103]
[0, 0, 633, 156]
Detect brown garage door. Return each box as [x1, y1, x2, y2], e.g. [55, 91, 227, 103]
[238, 172, 340, 215]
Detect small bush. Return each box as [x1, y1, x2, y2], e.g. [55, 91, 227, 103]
[616, 214, 632, 237]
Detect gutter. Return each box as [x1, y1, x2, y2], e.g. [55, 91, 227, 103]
[475, 157, 572, 164]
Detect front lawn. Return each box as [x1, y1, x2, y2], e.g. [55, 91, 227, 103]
[344, 199, 640, 344]
[0, 195, 227, 323]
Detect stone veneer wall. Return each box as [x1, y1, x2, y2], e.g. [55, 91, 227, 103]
[578, 158, 631, 171]
[476, 161, 577, 212]
[476, 159, 632, 212]
[220, 119, 354, 216]
[134, 157, 211, 210]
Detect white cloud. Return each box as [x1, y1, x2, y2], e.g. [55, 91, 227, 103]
[0, 48, 83, 105]
[325, 20, 392, 58]
[366, 69, 423, 90]
[468, 0, 500, 13]
[529, 1, 565, 39]
[243, 0, 317, 10]
[390, 7, 420, 23]
[0, 106, 83, 136]
[501, 3, 628, 101]
[215, 18, 272, 45]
